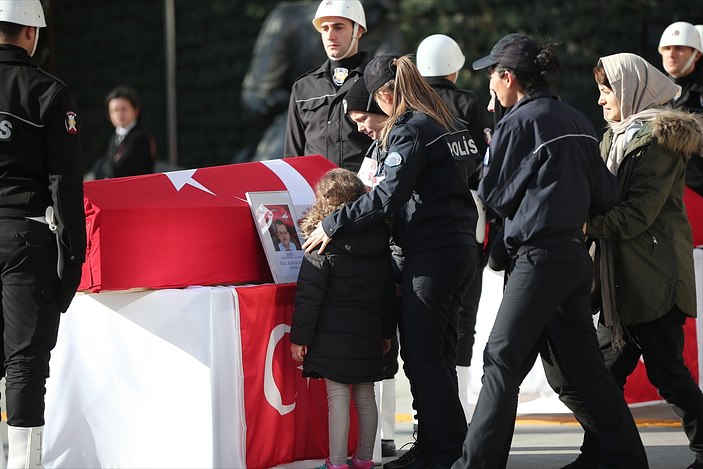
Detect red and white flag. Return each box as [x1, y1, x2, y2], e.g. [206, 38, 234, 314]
[236, 284, 360, 468]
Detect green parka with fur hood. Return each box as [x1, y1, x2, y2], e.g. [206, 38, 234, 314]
[587, 109, 701, 325]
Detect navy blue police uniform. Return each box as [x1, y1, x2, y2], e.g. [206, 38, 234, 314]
[423, 76, 490, 370]
[322, 110, 479, 466]
[453, 86, 647, 468]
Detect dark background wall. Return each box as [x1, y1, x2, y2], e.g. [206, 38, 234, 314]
[35, 0, 703, 175]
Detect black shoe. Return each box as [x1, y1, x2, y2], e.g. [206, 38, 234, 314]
[383, 444, 428, 469]
[382, 439, 396, 457]
[560, 454, 598, 469]
[686, 460, 703, 469]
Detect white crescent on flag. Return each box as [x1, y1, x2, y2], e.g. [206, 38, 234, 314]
[264, 323, 296, 416]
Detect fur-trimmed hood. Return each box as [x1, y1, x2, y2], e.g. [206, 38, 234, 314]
[651, 110, 703, 158]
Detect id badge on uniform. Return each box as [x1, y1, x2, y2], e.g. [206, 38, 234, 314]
[357, 157, 378, 188]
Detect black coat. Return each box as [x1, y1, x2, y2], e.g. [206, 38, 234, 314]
[291, 224, 398, 384]
[425, 76, 491, 158]
[478, 87, 618, 256]
[94, 123, 155, 179]
[284, 52, 372, 172]
[672, 64, 703, 196]
[0, 44, 85, 264]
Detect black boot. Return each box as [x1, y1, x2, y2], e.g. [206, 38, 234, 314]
[382, 439, 396, 457]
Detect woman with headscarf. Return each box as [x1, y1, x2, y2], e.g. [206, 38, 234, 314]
[548, 53, 703, 469]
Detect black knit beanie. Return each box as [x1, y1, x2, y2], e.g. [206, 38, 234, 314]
[343, 77, 384, 115]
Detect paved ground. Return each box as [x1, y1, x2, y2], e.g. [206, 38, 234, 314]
[386, 409, 691, 468]
[282, 362, 693, 468]
[384, 368, 692, 469]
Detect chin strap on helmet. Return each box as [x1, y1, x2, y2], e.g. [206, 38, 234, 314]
[329, 22, 360, 61]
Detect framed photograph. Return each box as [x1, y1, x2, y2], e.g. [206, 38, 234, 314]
[246, 191, 305, 284]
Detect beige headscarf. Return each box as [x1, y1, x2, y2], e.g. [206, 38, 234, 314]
[597, 54, 681, 349]
[600, 53, 681, 173]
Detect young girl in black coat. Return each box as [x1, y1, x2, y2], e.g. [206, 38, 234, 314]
[291, 168, 397, 469]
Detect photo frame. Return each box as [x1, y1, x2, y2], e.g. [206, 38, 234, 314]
[246, 191, 305, 284]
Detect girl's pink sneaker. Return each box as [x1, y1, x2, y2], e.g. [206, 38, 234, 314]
[348, 456, 373, 469]
[319, 458, 350, 469]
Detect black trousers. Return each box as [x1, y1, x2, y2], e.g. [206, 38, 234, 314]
[545, 307, 703, 464]
[456, 251, 483, 367]
[405, 246, 482, 422]
[452, 241, 647, 469]
[399, 244, 475, 467]
[0, 218, 61, 427]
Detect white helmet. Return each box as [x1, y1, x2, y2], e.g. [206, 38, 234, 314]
[312, 0, 366, 33]
[416, 34, 466, 77]
[0, 0, 46, 27]
[658, 21, 702, 53]
[697, 25, 703, 49]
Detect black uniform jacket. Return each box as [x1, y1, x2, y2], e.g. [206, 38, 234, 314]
[322, 111, 478, 256]
[94, 123, 155, 179]
[291, 224, 398, 384]
[425, 76, 490, 158]
[284, 52, 372, 172]
[672, 64, 703, 196]
[478, 87, 618, 256]
[0, 44, 85, 264]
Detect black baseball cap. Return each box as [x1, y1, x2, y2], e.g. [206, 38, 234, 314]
[364, 53, 399, 94]
[344, 77, 384, 115]
[472, 33, 539, 73]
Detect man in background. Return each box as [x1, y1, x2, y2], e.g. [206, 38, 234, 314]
[284, 0, 372, 172]
[242, 0, 403, 164]
[658, 21, 703, 245]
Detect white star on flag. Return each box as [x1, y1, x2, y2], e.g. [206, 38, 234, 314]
[165, 169, 216, 196]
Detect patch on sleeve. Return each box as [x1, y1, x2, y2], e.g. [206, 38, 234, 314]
[65, 112, 79, 135]
[384, 152, 403, 167]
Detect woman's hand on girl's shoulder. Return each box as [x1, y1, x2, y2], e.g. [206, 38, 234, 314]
[303, 223, 331, 254]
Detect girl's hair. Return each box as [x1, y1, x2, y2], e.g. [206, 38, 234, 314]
[505, 41, 560, 93]
[299, 168, 367, 238]
[376, 54, 459, 148]
[593, 59, 611, 88]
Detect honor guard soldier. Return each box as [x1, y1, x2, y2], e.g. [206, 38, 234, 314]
[658, 21, 703, 245]
[0, 0, 86, 466]
[284, 0, 373, 172]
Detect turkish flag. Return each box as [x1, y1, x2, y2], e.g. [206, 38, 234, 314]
[79, 156, 336, 292]
[684, 187, 703, 247]
[237, 284, 360, 468]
